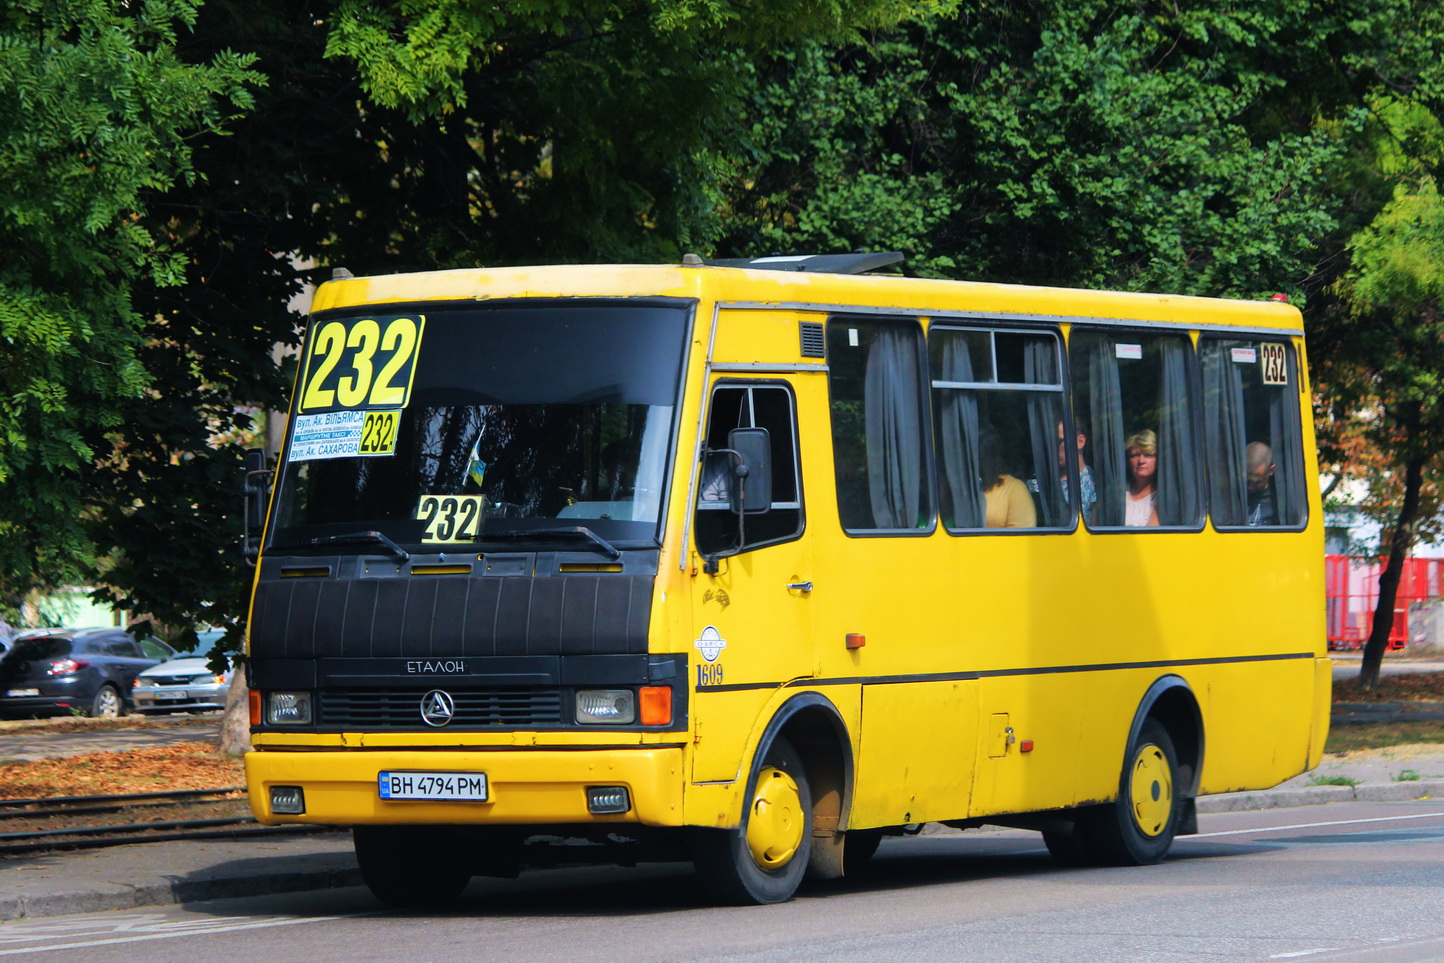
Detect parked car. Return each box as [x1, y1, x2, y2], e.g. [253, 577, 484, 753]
[0, 628, 177, 718]
[131, 630, 233, 714]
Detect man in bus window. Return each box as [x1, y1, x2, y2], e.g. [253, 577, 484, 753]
[1057, 422, 1096, 524]
[1246, 441, 1278, 526]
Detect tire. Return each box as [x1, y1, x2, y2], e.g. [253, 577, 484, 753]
[842, 829, 883, 876]
[1041, 826, 1094, 867]
[1084, 718, 1182, 866]
[354, 826, 474, 908]
[89, 684, 122, 719]
[691, 736, 813, 904]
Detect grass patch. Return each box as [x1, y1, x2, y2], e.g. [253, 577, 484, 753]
[1324, 719, 1444, 753]
[1393, 770, 1423, 782]
[1307, 774, 1361, 787]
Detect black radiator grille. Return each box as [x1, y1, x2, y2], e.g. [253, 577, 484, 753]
[319, 687, 564, 728]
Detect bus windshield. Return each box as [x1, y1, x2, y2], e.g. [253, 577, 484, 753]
[268, 301, 691, 554]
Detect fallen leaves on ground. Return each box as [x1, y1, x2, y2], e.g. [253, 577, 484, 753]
[0, 743, 244, 800]
[1332, 670, 1444, 704]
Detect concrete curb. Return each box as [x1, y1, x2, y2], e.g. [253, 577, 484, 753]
[1, 848, 362, 922]
[1197, 779, 1444, 813]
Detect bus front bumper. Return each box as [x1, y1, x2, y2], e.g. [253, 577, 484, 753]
[245, 747, 686, 827]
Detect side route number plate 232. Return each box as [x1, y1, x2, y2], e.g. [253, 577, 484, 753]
[378, 771, 489, 801]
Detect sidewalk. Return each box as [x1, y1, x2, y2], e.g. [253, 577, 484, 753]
[3, 745, 1442, 922]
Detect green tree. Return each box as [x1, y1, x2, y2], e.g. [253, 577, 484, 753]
[707, 2, 1427, 298]
[1315, 100, 1444, 689]
[0, 0, 258, 622]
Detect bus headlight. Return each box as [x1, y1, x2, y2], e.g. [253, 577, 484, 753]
[266, 691, 313, 725]
[575, 689, 635, 724]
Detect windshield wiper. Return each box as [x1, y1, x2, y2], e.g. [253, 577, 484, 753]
[308, 531, 410, 562]
[475, 526, 621, 560]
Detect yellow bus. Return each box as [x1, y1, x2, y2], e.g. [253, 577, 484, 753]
[243, 254, 1328, 906]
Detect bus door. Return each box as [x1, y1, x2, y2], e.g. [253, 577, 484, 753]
[688, 379, 813, 783]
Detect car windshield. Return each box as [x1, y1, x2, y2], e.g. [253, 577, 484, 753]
[268, 301, 691, 554]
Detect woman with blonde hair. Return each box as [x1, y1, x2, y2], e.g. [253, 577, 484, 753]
[1124, 429, 1160, 527]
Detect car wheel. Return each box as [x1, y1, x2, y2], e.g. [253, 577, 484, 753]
[89, 684, 122, 719]
[690, 736, 812, 905]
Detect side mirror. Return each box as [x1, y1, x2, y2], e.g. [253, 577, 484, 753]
[728, 427, 772, 515]
[242, 448, 274, 564]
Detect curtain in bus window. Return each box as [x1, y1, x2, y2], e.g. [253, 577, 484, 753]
[936, 335, 984, 529]
[1155, 337, 1202, 526]
[1086, 336, 1126, 527]
[864, 325, 927, 529]
[1201, 340, 1249, 525]
[1268, 358, 1306, 525]
[1024, 339, 1066, 527]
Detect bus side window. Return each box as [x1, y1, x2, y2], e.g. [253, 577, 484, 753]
[694, 383, 803, 556]
[1199, 337, 1307, 528]
[929, 326, 1070, 531]
[825, 318, 934, 533]
[1069, 329, 1203, 529]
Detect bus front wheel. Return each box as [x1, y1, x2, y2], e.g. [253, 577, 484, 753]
[354, 826, 473, 907]
[691, 736, 813, 904]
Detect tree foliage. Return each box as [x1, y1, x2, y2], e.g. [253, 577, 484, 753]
[706, 1, 1430, 297]
[0, 0, 258, 618]
[1313, 92, 1444, 687]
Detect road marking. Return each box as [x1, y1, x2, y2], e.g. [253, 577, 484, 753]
[0, 913, 374, 955]
[1194, 810, 1444, 839]
[1270, 935, 1444, 960]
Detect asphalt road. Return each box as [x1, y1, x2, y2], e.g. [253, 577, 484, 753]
[3, 800, 1442, 962]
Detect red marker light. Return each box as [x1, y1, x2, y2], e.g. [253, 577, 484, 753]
[846, 633, 866, 650]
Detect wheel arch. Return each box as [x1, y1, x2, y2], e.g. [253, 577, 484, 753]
[1128, 675, 1204, 799]
[747, 691, 855, 838]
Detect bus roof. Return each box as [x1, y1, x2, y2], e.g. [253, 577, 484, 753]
[310, 262, 1305, 333]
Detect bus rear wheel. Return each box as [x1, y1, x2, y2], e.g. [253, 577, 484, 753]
[354, 826, 474, 907]
[691, 736, 812, 904]
[1086, 719, 1182, 866]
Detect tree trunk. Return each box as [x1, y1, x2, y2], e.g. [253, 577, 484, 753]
[217, 666, 251, 756]
[1359, 452, 1426, 690]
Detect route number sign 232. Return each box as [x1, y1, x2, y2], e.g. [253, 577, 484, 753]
[298, 316, 425, 413]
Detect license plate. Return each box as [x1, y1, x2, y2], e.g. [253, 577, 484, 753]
[6, 688, 39, 697]
[155, 691, 187, 700]
[378, 771, 489, 801]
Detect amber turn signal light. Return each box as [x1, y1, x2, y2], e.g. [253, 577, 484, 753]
[248, 688, 262, 727]
[639, 686, 672, 726]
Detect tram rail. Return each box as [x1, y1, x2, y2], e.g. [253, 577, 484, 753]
[0, 788, 331, 855]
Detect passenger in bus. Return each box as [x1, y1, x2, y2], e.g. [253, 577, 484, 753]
[1246, 441, 1278, 526]
[1124, 429, 1160, 527]
[1057, 421, 1096, 524]
[981, 424, 1036, 528]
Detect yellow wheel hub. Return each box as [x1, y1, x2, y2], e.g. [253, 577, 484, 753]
[746, 765, 803, 870]
[1129, 742, 1173, 837]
